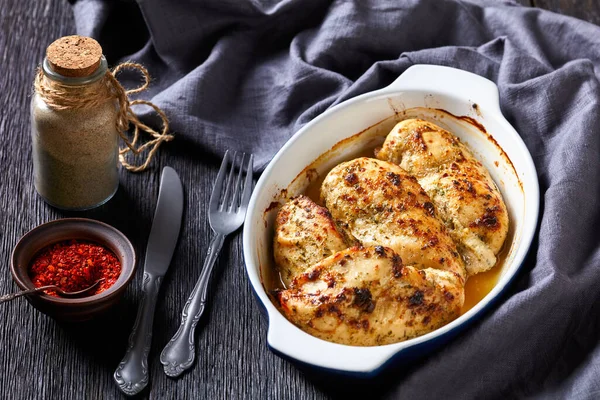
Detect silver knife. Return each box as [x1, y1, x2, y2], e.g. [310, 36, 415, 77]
[113, 166, 184, 396]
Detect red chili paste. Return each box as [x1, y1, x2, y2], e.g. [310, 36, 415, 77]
[29, 240, 121, 297]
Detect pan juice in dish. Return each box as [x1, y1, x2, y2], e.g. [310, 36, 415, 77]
[267, 109, 512, 346]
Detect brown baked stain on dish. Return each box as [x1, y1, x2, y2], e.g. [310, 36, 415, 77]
[472, 103, 483, 118]
[265, 201, 280, 213]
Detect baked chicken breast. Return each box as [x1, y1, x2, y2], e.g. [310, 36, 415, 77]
[376, 119, 509, 276]
[277, 246, 463, 346]
[274, 195, 348, 286]
[321, 157, 466, 283]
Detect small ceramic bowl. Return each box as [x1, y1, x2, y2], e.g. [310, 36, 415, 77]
[243, 64, 540, 375]
[10, 218, 136, 321]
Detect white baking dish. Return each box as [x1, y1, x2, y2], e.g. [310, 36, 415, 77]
[242, 64, 539, 375]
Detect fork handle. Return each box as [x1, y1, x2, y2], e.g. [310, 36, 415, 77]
[160, 233, 225, 377]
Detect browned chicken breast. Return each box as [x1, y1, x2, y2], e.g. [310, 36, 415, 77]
[321, 157, 466, 284]
[274, 195, 348, 287]
[376, 119, 509, 276]
[277, 246, 463, 346]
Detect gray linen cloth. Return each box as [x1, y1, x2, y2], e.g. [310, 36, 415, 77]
[73, 0, 600, 398]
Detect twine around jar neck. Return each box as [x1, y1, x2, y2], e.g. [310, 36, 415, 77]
[34, 61, 174, 172]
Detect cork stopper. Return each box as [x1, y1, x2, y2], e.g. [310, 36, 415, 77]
[46, 35, 103, 78]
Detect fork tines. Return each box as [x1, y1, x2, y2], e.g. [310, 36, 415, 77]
[212, 150, 254, 213]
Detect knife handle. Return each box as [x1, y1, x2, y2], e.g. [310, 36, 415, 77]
[114, 272, 163, 396]
[160, 233, 225, 377]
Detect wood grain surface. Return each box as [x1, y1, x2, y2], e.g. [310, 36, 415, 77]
[0, 1, 598, 399]
[534, 0, 600, 26]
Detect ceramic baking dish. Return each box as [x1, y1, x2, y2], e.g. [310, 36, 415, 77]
[242, 64, 539, 375]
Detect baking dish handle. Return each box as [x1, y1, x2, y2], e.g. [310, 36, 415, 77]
[266, 312, 397, 373]
[381, 64, 501, 113]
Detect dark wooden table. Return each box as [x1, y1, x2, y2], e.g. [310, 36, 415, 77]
[0, 1, 598, 399]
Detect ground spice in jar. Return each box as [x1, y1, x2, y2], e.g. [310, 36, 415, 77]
[28, 240, 121, 297]
[31, 37, 119, 210]
[31, 35, 173, 210]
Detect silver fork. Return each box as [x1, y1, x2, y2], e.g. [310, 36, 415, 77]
[160, 150, 254, 378]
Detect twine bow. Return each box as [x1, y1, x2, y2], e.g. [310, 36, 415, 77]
[34, 62, 173, 172]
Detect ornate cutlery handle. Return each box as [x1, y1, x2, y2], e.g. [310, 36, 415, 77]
[114, 272, 163, 396]
[160, 233, 225, 377]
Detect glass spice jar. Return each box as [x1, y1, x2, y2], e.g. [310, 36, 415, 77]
[31, 36, 119, 210]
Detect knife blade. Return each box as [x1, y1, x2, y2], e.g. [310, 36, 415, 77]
[114, 166, 184, 396]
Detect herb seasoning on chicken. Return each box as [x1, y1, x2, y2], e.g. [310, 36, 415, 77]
[376, 119, 509, 276]
[274, 195, 349, 287]
[321, 157, 466, 284]
[277, 246, 463, 346]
